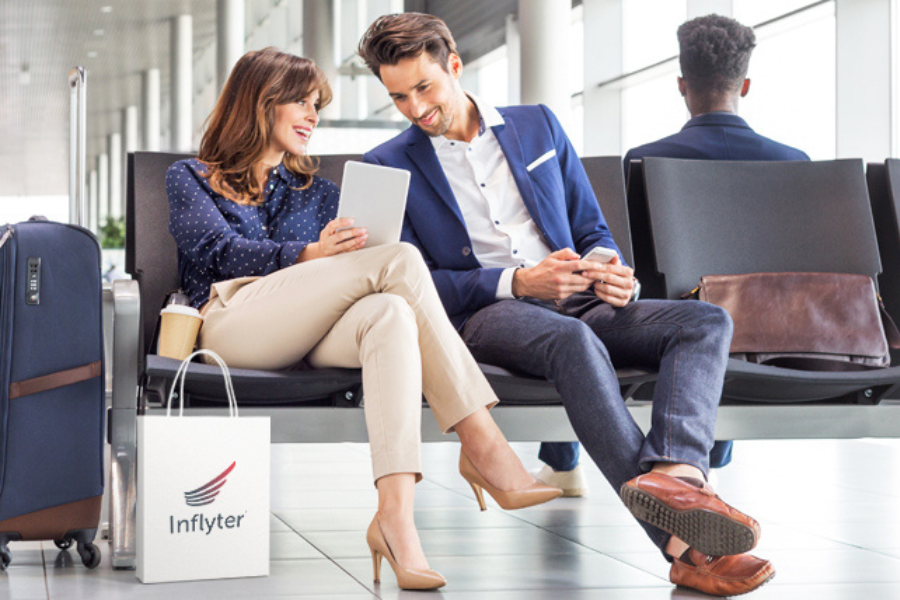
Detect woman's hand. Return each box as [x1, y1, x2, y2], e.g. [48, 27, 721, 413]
[297, 218, 367, 262]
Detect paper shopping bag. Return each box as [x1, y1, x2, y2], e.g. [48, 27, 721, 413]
[136, 350, 270, 583]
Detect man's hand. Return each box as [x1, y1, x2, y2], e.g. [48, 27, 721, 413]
[298, 217, 367, 262]
[582, 255, 635, 307]
[511, 248, 595, 300]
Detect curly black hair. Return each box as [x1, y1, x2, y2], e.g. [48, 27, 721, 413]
[677, 14, 756, 96]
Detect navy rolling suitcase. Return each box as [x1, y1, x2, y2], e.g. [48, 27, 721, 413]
[0, 219, 105, 569]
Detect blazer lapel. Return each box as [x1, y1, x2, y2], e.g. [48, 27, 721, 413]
[404, 127, 467, 224]
[492, 117, 547, 232]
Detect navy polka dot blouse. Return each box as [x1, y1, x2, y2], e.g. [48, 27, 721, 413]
[166, 158, 339, 309]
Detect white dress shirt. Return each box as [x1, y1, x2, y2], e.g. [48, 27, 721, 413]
[431, 94, 552, 299]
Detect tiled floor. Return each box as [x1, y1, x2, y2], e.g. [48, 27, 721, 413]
[4, 439, 900, 599]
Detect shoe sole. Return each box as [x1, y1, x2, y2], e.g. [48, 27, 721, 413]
[620, 485, 757, 556]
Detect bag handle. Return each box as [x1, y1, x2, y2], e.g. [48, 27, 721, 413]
[166, 350, 239, 418]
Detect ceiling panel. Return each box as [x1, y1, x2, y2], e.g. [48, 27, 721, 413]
[0, 0, 216, 197]
[0, 0, 515, 199]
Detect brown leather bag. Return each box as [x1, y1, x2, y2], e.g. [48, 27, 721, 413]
[688, 272, 900, 370]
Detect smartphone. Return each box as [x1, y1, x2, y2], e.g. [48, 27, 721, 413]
[582, 246, 618, 264]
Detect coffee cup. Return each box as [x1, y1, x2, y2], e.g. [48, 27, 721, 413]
[158, 305, 203, 361]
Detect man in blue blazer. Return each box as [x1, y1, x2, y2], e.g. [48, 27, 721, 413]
[625, 14, 810, 471]
[358, 14, 774, 596]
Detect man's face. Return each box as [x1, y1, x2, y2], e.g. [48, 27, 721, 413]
[379, 52, 462, 137]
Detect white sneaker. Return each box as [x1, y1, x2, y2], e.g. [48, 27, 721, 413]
[534, 464, 589, 497]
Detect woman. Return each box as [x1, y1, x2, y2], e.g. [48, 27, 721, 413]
[166, 48, 561, 590]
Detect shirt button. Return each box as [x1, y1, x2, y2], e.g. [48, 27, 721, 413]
[494, 220, 500, 225]
[513, 249, 518, 255]
[480, 183, 486, 188]
[450, 142, 455, 146]
[462, 246, 472, 256]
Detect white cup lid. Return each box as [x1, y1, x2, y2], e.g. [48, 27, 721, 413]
[160, 304, 202, 317]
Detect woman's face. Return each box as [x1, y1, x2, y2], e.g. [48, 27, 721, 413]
[269, 89, 321, 159]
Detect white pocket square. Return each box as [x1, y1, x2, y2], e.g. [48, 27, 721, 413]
[526, 149, 557, 172]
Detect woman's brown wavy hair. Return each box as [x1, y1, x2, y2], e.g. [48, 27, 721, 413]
[198, 47, 332, 206]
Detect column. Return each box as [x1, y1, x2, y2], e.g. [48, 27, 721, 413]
[518, 0, 571, 127]
[339, 0, 368, 120]
[108, 134, 122, 220]
[98, 153, 109, 228]
[506, 14, 521, 105]
[836, 0, 891, 161]
[171, 15, 193, 151]
[217, 0, 245, 93]
[582, 0, 624, 155]
[89, 169, 99, 233]
[123, 106, 139, 214]
[304, 0, 339, 118]
[143, 69, 161, 151]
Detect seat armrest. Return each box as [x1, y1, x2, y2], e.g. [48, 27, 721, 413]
[109, 279, 140, 569]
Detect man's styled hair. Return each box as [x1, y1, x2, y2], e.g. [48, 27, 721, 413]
[677, 14, 756, 96]
[358, 12, 458, 80]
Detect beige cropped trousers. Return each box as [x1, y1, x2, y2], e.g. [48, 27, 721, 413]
[198, 243, 498, 482]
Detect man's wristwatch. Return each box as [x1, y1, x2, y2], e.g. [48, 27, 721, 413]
[631, 278, 642, 302]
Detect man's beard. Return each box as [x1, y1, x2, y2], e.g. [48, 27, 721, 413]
[419, 107, 454, 137]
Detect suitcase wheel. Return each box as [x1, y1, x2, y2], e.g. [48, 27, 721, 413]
[0, 546, 10, 570]
[54, 538, 73, 550]
[77, 542, 101, 569]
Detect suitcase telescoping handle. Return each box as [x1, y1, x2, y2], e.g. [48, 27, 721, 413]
[68, 66, 87, 227]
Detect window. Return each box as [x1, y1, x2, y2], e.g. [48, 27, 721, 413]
[734, 0, 823, 27]
[623, 0, 686, 71]
[740, 2, 836, 159]
[894, 0, 900, 157]
[618, 0, 689, 153]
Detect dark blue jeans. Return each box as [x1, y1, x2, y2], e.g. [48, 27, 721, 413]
[461, 294, 733, 552]
[710, 440, 734, 468]
[539, 441, 580, 472]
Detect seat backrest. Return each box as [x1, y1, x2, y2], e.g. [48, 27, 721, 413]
[868, 160, 900, 364]
[624, 159, 666, 299]
[127, 153, 635, 357]
[641, 157, 882, 299]
[126, 152, 362, 357]
[581, 156, 634, 267]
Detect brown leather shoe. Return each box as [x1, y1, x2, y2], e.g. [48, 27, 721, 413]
[620, 472, 760, 556]
[670, 549, 775, 597]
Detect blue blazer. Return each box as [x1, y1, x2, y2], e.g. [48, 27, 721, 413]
[623, 112, 809, 175]
[363, 104, 622, 329]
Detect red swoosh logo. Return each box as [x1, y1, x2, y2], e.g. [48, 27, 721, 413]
[184, 462, 236, 506]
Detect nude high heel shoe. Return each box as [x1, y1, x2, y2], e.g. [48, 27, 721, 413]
[366, 515, 446, 590]
[459, 450, 563, 511]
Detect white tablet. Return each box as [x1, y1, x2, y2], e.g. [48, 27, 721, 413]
[337, 161, 411, 247]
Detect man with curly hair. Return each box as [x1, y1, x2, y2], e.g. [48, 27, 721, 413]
[625, 14, 808, 167]
[625, 14, 809, 475]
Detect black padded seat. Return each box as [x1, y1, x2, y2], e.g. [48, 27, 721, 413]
[581, 156, 634, 266]
[145, 355, 362, 406]
[625, 159, 665, 300]
[867, 159, 900, 367]
[127, 152, 657, 407]
[639, 157, 900, 404]
[127, 152, 365, 406]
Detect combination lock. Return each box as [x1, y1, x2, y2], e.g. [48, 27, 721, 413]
[26, 257, 41, 305]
